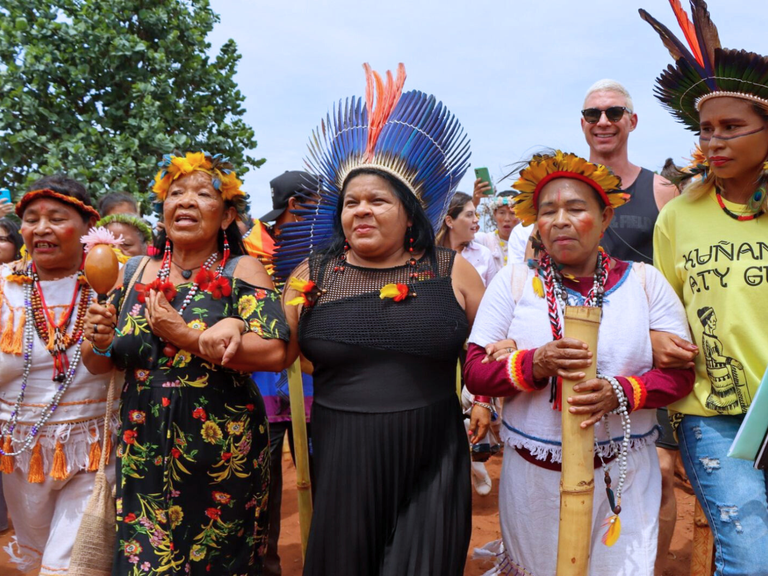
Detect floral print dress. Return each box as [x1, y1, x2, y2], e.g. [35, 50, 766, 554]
[110, 271, 288, 576]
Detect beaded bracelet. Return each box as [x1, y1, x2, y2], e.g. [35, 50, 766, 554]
[91, 341, 113, 357]
[472, 401, 497, 420]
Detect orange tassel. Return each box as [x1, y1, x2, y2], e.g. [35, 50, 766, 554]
[0, 307, 14, 354]
[11, 308, 25, 355]
[27, 442, 45, 483]
[1, 436, 14, 474]
[50, 440, 68, 480]
[87, 434, 101, 472]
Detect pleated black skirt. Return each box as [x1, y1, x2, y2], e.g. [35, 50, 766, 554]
[303, 394, 472, 576]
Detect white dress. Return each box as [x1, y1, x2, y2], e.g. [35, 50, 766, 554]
[469, 263, 690, 576]
[0, 264, 120, 575]
[507, 223, 534, 265]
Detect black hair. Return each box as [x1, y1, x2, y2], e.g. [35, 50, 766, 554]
[0, 217, 23, 261]
[26, 174, 94, 223]
[98, 192, 139, 217]
[497, 189, 517, 198]
[436, 191, 473, 246]
[321, 168, 435, 260]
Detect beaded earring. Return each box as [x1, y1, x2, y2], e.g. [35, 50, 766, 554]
[334, 240, 349, 273]
[221, 231, 230, 270]
[407, 227, 418, 279]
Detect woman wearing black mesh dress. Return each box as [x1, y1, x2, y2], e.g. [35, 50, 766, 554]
[278, 64, 487, 576]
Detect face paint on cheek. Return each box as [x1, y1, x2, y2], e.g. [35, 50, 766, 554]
[572, 212, 596, 237]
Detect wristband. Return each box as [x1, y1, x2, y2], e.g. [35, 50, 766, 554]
[91, 341, 113, 357]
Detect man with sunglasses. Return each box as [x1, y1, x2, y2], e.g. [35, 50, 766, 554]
[582, 79, 682, 576]
[580, 79, 677, 263]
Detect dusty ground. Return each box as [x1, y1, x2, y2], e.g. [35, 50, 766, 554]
[0, 452, 696, 575]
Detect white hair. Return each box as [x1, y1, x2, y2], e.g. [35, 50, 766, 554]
[583, 79, 634, 111]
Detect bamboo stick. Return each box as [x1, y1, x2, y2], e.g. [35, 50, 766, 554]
[556, 306, 601, 576]
[287, 359, 313, 560]
[691, 499, 715, 576]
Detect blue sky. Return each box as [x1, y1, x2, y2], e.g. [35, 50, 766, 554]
[207, 0, 762, 220]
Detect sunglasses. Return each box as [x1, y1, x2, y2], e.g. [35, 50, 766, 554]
[581, 106, 631, 124]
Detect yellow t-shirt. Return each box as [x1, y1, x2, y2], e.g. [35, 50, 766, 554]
[654, 188, 768, 417]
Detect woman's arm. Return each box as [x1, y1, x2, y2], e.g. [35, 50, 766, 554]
[190, 256, 288, 372]
[451, 253, 485, 328]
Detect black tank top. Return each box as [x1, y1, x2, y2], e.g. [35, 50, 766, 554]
[299, 247, 468, 413]
[601, 167, 658, 264]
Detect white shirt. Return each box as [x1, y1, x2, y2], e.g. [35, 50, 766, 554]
[475, 230, 508, 270]
[461, 240, 499, 287]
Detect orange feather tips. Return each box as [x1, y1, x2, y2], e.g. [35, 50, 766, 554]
[601, 514, 622, 547]
[379, 283, 412, 302]
[286, 277, 324, 308]
[363, 63, 407, 162]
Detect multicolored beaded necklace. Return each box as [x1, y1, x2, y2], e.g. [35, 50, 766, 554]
[0, 263, 91, 458]
[715, 189, 764, 221]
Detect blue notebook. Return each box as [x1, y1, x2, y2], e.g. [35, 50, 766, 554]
[728, 365, 768, 462]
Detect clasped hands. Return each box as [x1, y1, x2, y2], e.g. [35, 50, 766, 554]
[483, 338, 617, 428]
[85, 290, 247, 366]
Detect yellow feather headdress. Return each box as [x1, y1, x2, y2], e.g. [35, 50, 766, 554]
[511, 151, 627, 226]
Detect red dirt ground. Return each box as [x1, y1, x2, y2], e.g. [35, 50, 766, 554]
[0, 452, 695, 575]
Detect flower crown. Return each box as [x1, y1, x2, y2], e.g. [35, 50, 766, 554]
[96, 213, 153, 244]
[151, 152, 246, 206]
[512, 151, 627, 226]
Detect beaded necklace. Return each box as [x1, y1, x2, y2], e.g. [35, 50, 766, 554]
[715, 190, 764, 221]
[0, 266, 90, 457]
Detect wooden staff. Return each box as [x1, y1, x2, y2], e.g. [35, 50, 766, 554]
[556, 306, 601, 576]
[287, 359, 313, 559]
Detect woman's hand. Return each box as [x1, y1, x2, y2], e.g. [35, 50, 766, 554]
[532, 338, 593, 381]
[468, 402, 492, 444]
[650, 330, 698, 369]
[0, 199, 13, 217]
[567, 378, 620, 428]
[482, 339, 519, 363]
[472, 178, 492, 207]
[144, 290, 190, 346]
[198, 318, 245, 366]
[84, 301, 117, 350]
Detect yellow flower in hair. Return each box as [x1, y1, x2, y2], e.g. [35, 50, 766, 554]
[151, 151, 245, 203]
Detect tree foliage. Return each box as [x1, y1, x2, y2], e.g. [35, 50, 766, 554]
[0, 0, 263, 209]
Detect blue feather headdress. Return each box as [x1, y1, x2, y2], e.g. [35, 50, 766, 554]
[639, 0, 768, 132]
[274, 63, 471, 281]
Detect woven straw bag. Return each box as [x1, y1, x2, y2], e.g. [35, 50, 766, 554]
[67, 371, 117, 576]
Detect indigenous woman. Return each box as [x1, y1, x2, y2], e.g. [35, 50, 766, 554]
[437, 191, 499, 286]
[96, 213, 152, 258]
[641, 2, 768, 573]
[0, 176, 110, 575]
[475, 189, 520, 269]
[82, 152, 289, 575]
[464, 151, 694, 576]
[276, 64, 485, 575]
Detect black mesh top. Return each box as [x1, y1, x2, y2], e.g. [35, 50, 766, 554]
[299, 247, 469, 413]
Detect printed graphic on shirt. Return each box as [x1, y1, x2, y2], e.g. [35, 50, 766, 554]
[697, 306, 751, 414]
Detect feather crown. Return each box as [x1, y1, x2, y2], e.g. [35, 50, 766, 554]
[640, 0, 768, 132]
[150, 151, 246, 213]
[274, 63, 471, 281]
[511, 151, 626, 227]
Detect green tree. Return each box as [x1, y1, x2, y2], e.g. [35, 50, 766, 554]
[0, 0, 264, 210]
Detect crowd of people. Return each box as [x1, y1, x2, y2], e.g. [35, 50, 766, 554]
[0, 1, 766, 575]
